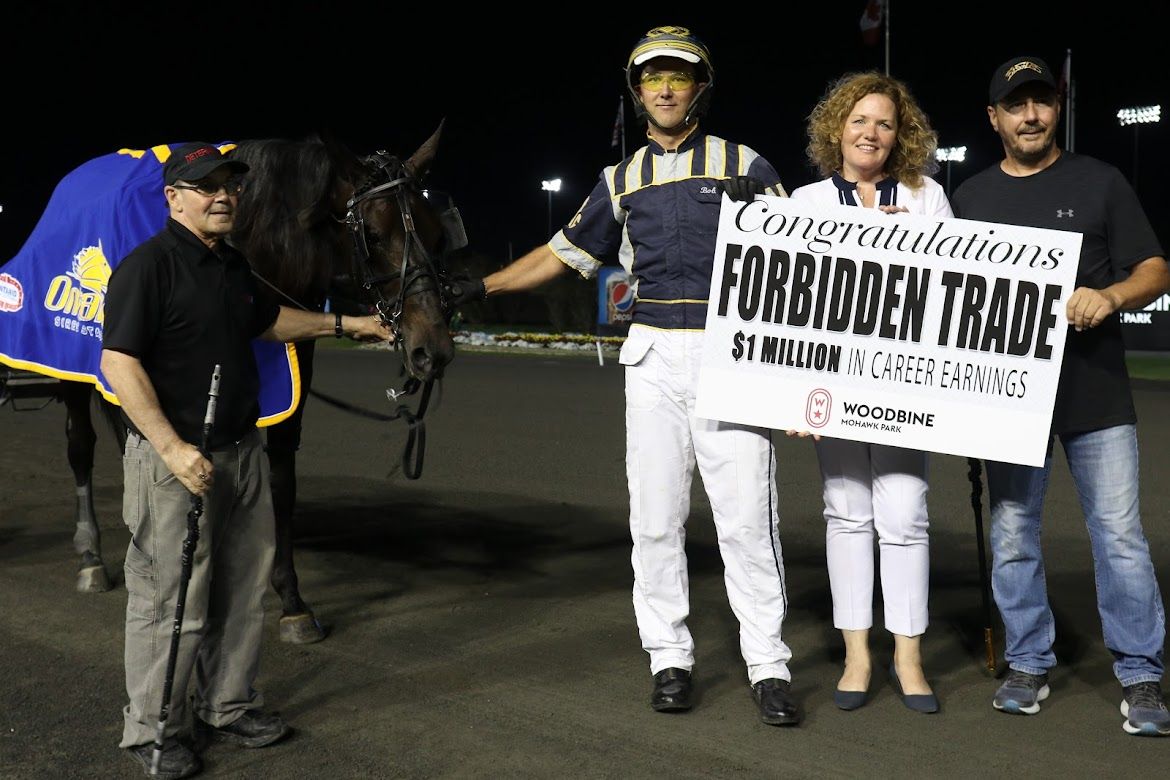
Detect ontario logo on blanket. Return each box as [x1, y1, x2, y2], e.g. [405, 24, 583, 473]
[0, 143, 299, 425]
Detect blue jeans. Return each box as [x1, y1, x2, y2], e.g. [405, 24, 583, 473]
[986, 424, 1165, 686]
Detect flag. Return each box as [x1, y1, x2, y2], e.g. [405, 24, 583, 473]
[611, 96, 624, 149]
[860, 0, 885, 46]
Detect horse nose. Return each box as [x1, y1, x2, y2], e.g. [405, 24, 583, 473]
[410, 347, 434, 378]
[410, 339, 454, 379]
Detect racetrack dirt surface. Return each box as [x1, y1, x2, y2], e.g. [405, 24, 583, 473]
[2, 346, 1168, 778]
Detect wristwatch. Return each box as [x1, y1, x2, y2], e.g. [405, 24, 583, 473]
[334, 312, 344, 338]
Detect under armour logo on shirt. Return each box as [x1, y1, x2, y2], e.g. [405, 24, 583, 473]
[1057, 209, 1074, 218]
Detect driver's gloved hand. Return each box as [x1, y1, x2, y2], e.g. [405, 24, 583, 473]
[720, 176, 767, 202]
[443, 275, 487, 307]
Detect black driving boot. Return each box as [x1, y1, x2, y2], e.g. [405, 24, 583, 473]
[752, 678, 801, 726]
[651, 668, 694, 712]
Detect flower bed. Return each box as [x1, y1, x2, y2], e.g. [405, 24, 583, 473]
[452, 331, 626, 352]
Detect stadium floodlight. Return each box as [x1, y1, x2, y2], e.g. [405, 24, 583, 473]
[1117, 105, 1160, 189]
[935, 146, 967, 162]
[1117, 105, 1161, 126]
[541, 179, 562, 236]
[935, 146, 967, 196]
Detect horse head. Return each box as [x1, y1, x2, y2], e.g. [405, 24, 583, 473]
[231, 126, 456, 383]
[338, 123, 457, 382]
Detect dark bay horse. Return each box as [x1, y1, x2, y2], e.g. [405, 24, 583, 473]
[64, 127, 457, 643]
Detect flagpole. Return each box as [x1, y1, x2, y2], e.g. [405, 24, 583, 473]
[1066, 49, 1076, 152]
[601, 93, 629, 366]
[620, 94, 627, 160]
[884, 0, 891, 75]
[611, 95, 627, 161]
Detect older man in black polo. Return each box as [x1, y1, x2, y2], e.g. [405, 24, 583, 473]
[102, 142, 392, 778]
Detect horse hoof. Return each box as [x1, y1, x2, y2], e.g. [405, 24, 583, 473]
[76, 564, 112, 593]
[280, 613, 327, 644]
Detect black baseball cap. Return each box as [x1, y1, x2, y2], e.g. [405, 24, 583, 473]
[163, 142, 249, 185]
[988, 56, 1057, 105]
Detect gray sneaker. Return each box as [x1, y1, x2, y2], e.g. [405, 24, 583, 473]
[993, 669, 1050, 715]
[1121, 681, 1170, 736]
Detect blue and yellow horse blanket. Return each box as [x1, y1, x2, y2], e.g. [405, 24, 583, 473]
[0, 143, 298, 425]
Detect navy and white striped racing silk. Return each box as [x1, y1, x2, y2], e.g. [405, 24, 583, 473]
[548, 130, 785, 330]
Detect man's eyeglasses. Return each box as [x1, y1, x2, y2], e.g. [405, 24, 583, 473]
[172, 178, 246, 197]
[639, 71, 696, 91]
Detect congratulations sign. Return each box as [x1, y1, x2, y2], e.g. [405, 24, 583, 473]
[694, 196, 1082, 466]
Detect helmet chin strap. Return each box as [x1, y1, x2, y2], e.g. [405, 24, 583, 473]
[646, 112, 696, 135]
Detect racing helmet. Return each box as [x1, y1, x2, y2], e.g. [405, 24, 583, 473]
[625, 26, 715, 132]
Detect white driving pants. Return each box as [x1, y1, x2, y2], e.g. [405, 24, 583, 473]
[621, 327, 792, 684]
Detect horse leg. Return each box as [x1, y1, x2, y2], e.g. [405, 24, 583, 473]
[267, 339, 326, 644]
[63, 382, 112, 593]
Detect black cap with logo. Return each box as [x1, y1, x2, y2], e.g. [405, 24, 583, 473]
[988, 56, 1057, 105]
[163, 142, 249, 186]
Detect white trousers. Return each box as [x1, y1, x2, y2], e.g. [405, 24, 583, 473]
[815, 438, 930, 637]
[621, 327, 791, 684]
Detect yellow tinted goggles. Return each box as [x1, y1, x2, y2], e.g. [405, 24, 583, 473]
[639, 71, 696, 91]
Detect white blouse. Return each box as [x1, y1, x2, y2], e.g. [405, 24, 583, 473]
[790, 173, 953, 218]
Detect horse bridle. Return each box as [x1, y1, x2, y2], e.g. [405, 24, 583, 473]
[314, 152, 452, 478]
[344, 151, 450, 345]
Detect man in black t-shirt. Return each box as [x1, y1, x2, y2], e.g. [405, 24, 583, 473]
[102, 142, 392, 778]
[952, 56, 1169, 737]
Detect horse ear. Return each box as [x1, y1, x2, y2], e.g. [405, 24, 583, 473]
[405, 119, 445, 178]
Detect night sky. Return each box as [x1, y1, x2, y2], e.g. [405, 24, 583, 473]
[2, 4, 1165, 267]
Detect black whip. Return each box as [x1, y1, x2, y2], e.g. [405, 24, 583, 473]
[151, 365, 221, 775]
[967, 456, 997, 674]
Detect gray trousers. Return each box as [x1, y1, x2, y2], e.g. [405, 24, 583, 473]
[119, 428, 275, 748]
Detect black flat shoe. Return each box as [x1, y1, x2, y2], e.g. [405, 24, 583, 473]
[752, 678, 802, 726]
[889, 663, 939, 714]
[833, 688, 868, 711]
[651, 667, 693, 712]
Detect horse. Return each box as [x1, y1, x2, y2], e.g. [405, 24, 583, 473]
[56, 126, 458, 644]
